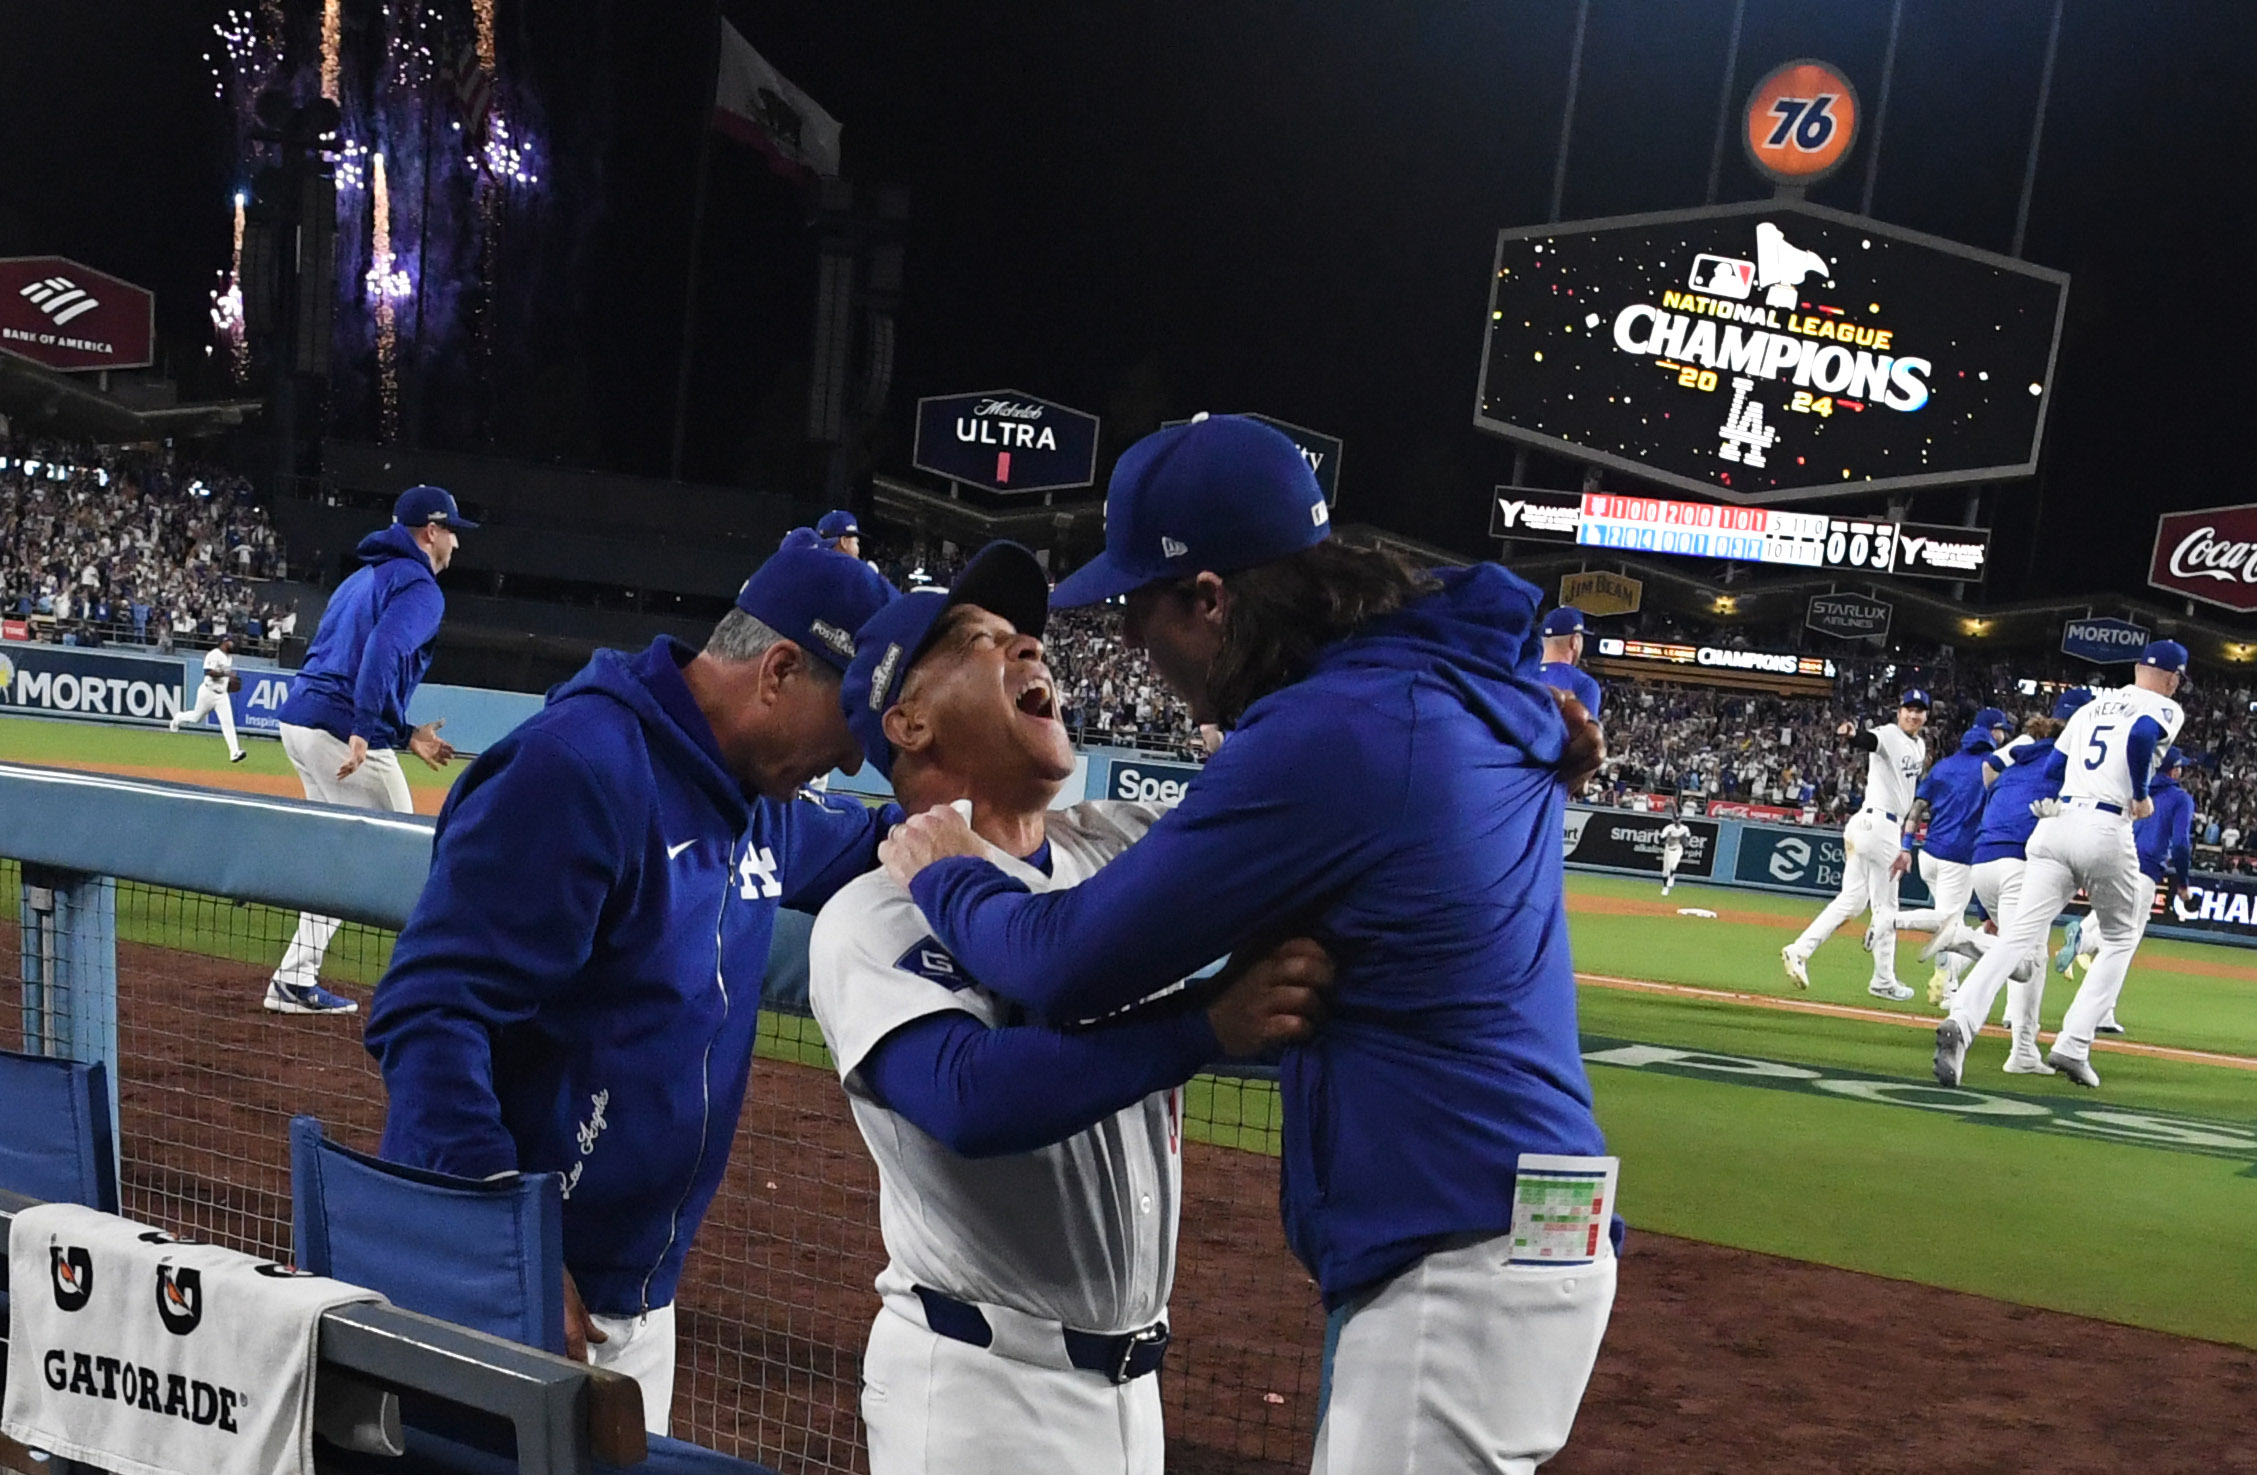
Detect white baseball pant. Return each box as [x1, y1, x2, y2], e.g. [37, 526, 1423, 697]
[1948, 808, 2149, 1064]
[1313, 1232, 1615, 1475]
[1660, 845, 1683, 890]
[860, 1304, 1162, 1475]
[1897, 851, 1976, 984]
[272, 722, 414, 990]
[1960, 858, 2045, 1051]
[169, 680, 242, 759]
[587, 1301, 676, 1437]
[1785, 808, 1902, 985]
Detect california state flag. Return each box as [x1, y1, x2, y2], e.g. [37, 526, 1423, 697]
[712, 20, 841, 179]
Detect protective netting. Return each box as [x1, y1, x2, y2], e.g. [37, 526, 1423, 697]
[1, 862, 1324, 1472]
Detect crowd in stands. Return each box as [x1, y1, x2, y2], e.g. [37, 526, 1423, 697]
[0, 438, 294, 652]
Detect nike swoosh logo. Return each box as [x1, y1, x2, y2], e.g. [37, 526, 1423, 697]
[667, 840, 696, 859]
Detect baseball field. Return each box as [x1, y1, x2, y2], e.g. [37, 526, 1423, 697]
[8, 713, 2253, 1470]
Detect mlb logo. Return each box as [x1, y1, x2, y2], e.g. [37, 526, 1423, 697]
[1689, 254, 1756, 300]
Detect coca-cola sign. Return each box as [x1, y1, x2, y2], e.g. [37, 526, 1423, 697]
[2151, 504, 2257, 613]
[0, 256, 155, 372]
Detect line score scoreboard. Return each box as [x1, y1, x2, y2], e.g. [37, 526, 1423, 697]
[1490, 487, 1990, 582]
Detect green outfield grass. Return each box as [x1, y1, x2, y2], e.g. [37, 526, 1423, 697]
[0, 713, 464, 798]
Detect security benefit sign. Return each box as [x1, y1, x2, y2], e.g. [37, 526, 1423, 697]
[2060, 617, 2149, 665]
[913, 389, 1100, 494]
[0, 647, 182, 725]
[1562, 808, 1718, 878]
[0, 257, 156, 372]
[2150, 503, 2257, 613]
[1474, 199, 2069, 504]
[1806, 591, 1891, 640]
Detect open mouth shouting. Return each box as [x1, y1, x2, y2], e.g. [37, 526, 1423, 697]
[1013, 673, 1058, 723]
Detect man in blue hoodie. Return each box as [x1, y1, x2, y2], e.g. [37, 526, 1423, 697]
[2053, 745, 2195, 1035]
[1884, 722, 1999, 1006]
[267, 485, 471, 1015]
[363, 541, 896, 1433]
[881, 415, 1617, 1475]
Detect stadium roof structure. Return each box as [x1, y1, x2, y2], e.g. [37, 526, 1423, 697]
[0, 353, 262, 440]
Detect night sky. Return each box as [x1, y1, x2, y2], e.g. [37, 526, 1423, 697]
[3, 0, 2254, 606]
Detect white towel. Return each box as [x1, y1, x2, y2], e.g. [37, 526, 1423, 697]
[2, 1203, 385, 1475]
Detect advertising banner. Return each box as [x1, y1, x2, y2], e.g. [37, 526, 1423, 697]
[1475, 200, 2069, 504]
[1731, 822, 1932, 904]
[1, 619, 26, 641]
[1741, 59, 1860, 187]
[1563, 809, 1719, 877]
[912, 388, 1101, 494]
[1559, 570, 1643, 616]
[1705, 800, 1802, 822]
[0, 646, 183, 724]
[2166, 873, 2257, 943]
[1806, 592, 1891, 640]
[2060, 617, 2150, 665]
[1489, 487, 1584, 542]
[1592, 636, 1835, 681]
[2149, 503, 2257, 613]
[0, 256, 156, 372]
[179, 667, 297, 736]
[1101, 755, 1204, 806]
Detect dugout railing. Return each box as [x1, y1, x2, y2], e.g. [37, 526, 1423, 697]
[0, 764, 1324, 1475]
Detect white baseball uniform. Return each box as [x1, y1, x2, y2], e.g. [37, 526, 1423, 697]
[1896, 848, 1977, 991]
[1946, 685, 2183, 1069]
[1957, 857, 2047, 1052]
[270, 723, 415, 991]
[1657, 820, 1690, 893]
[809, 801, 1181, 1475]
[168, 646, 244, 760]
[1786, 722, 1926, 988]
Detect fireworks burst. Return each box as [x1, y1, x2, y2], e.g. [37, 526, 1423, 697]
[367, 156, 408, 441]
[209, 192, 250, 384]
[478, 114, 540, 186]
[475, 0, 496, 71]
[320, 0, 342, 102]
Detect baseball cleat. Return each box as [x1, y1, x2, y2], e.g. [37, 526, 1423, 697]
[1917, 923, 1962, 964]
[2053, 917, 2084, 975]
[2096, 1014, 2126, 1035]
[1925, 965, 1952, 1005]
[1933, 1019, 1970, 1087]
[1868, 979, 1915, 1002]
[264, 981, 358, 1016]
[2001, 1050, 2056, 1075]
[230, 751, 248, 764]
[2009, 955, 2037, 984]
[2046, 1050, 2100, 1088]
[1781, 947, 1811, 990]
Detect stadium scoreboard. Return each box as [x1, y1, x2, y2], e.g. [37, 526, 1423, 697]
[1492, 487, 1989, 583]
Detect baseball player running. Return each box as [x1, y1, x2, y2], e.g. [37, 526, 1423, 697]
[1538, 606, 1603, 719]
[2053, 744, 2195, 1036]
[881, 416, 1618, 1475]
[1935, 644, 2186, 1088]
[1781, 689, 1931, 1000]
[810, 541, 1329, 1474]
[1657, 812, 1691, 895]
[1921, 692, 2092, 1071]
[1887, 721, 2000, 1006]
[367, 541, 899, 1431]
[168, 635, 247, 763]
[266, 486, 469, 1014]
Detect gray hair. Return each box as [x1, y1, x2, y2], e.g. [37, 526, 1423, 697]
[705, 609, 840, 681]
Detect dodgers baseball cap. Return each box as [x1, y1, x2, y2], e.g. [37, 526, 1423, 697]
[733, 542, 898, 673]
[2162, 744, 2186, 772]
[1050, 414, 1330, 608]
[817, 510, 860, 539]
[2052, 687, 2095, 721]
[842, 540, 1051, 778]
[2140, 639, 2190, 675]
[779, 526, 822, 551]
[1543, 608, 1588, 637]
[1974, 706, 2014, 732]
[393, 484, 478, 529]
[1899, 687, 1931, 709]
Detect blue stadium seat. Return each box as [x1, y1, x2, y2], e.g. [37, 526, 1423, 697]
[0, 1050, 119, 1212]
[289, 1118, 778, 1475]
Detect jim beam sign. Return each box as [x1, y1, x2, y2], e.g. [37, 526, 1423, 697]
[1806, 591, 1891, 640]
[2152, 504, 2257, 613]
[912, 388, 1101, 495]
[1559, 570, 1642, 617]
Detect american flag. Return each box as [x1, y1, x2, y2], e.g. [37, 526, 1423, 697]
[450, 38, 493, 150]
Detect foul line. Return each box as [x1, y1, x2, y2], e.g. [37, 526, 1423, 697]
[1575, 972, 2257, 1074]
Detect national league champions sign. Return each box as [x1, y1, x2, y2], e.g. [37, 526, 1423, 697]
[913, 388, 1101, 495]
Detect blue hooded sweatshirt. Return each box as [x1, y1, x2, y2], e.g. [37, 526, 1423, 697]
[278, 524, 444, 748]
[1974, 738, 2063, 864]
[2134, 769, 2194, 886]
[1916, 726, 1996, 866]
[365, 637, 886, 1316]
[908, 564, 1608, 1305]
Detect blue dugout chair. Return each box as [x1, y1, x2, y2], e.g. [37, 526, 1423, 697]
[0, 1050, 118, 1212]
[290, 1118, 778, 1475]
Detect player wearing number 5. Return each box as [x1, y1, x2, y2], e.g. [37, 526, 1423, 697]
[1935, 643, 2188, 1089]
[1782, 690, 1930, 1000]
[168, 635, 246, 764]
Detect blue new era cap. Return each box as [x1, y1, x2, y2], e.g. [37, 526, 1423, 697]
[780, 526, 822, 551]
[2140, 639, 2190, 675]
[1900, 687, 1931, 709]
[2162, 745, 2186, 771]
[817, 510, 860, 540]
[842, 541, 1051, 778]
[2052, 687, 2095, 721]
[1050, 414, 1330, 608]
[1542, 607, 1587, 637]
[734, 542, 897, 673]
[393, 484, 478, 529]
[1975, 706, 2014, 732]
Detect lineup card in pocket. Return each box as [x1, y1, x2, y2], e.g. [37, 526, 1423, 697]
[1508, 1154, 1620, 1266]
